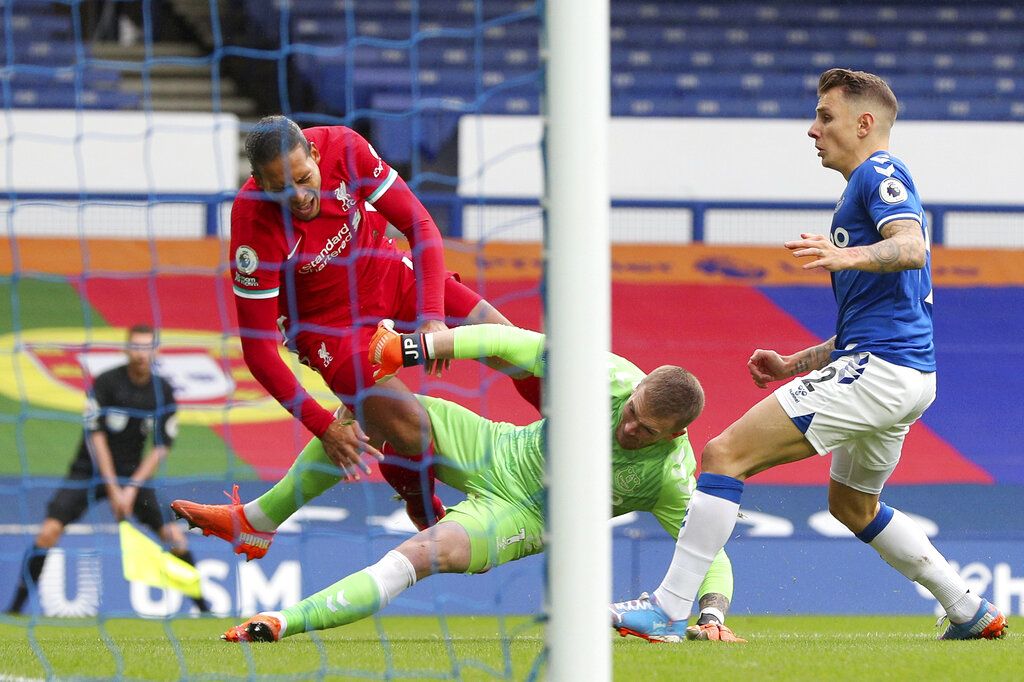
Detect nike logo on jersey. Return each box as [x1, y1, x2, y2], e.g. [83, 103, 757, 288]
[287, 237, 303, 260]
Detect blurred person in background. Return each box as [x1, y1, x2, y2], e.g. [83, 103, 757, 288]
[6, 324, 209, 615]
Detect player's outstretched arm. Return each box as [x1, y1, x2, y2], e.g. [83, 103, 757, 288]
[370, 320, 545, 382]
[785, 221, 926, 273]
[319, 418, 382, 480]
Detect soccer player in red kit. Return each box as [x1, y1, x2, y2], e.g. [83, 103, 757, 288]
[174, 116, 539, 556]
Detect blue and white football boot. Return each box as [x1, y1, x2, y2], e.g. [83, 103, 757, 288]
[610, 592, 689, 643]
[938, 598, 1007, 640]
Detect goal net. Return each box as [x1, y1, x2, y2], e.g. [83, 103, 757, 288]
[1, 0, 571, 678]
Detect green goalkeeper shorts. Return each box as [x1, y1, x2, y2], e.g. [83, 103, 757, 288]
[417, 394, 547, 574]
[440, 494, 545, 574]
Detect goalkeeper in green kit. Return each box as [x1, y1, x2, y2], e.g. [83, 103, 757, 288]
[221, 321, 743, 644]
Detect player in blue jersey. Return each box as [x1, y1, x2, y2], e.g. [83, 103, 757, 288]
[610, 68, 1007, 641]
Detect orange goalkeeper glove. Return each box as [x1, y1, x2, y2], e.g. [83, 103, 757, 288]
[684, 622, 747, 643]
[369, 319, 428, 382]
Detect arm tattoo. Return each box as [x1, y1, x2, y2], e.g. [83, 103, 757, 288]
[699, 592, 730, 612]
[696, 593, 731, 625]
[865, 237, 904, 271]
[793, 337, 836, 374]
[859, 221, 926, 273]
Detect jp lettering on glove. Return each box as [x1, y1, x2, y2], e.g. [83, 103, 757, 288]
[369, 319, 428, 381]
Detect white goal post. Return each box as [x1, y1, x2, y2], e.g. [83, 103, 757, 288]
[543, 0, 611, 679]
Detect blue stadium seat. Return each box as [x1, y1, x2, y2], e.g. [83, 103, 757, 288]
[258, 0, 1024, 134]
[2, 68, 121, 91]
[0, 14, 73, 39]
[901, 96, 1024, 120]
[612, 71, 815, 97]
[367, 83, 539, 164]
[367, 92, 466, 163]
[0, 4, 134, 113]
[275, 0, 534, 22]
[8, 40, 81, 66]
[613, 95, 815, 118]
[4, 87, 140, 110]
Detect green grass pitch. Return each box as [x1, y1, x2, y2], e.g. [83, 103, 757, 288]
[0, 615, 1015, 680]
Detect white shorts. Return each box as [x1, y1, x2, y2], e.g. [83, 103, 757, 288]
[773, 352, 936, 495]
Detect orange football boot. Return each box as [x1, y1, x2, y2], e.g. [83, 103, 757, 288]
[171, 484, 274, 561]
[222, 614, 282, 643]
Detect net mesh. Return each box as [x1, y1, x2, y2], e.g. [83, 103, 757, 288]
[6, 1, 1023, 678]
[2, 0, 546, 678]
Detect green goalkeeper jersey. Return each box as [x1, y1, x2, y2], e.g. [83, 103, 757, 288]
[422, 324, 696, 538]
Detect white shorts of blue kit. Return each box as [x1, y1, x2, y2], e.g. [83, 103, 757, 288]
[773, 352, 936, 495]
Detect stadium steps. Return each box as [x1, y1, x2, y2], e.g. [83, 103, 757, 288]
[120, 77, 239, 98]
[89, 41, 256, 115]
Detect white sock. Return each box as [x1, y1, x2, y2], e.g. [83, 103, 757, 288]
[243, 501, 278, 532]
[654, 490, 740, 621]
[364, 550, 418, 608]
[868, 508, 978, 623]
[944, 591, 983, 624]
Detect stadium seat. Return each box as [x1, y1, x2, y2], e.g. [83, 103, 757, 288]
[230, 0, 1024, 166]
[4, 87, 141, 110]
[0, 13, 74, 39]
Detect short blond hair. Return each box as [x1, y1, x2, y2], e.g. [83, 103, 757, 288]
[642, 365, 705, 431]
[818, 68, 899, 127]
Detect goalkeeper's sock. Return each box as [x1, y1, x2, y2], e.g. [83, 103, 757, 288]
[245, 436, 342, 532]
[280, 550, 416, 636]
[859, 503, 979, 624]
[654, 474, 743, 622]
[7, 545, 48, 614]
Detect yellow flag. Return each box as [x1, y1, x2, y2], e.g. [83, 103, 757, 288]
[119, 521, 202, 598]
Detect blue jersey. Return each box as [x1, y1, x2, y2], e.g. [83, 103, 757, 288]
[829, 152, 935, 371]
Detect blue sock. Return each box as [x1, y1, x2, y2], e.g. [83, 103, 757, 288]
[695, 472, 744, 504]
[855, 502, 894, 543]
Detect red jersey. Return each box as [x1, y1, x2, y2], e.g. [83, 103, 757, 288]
[230, 125, 446, 436]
